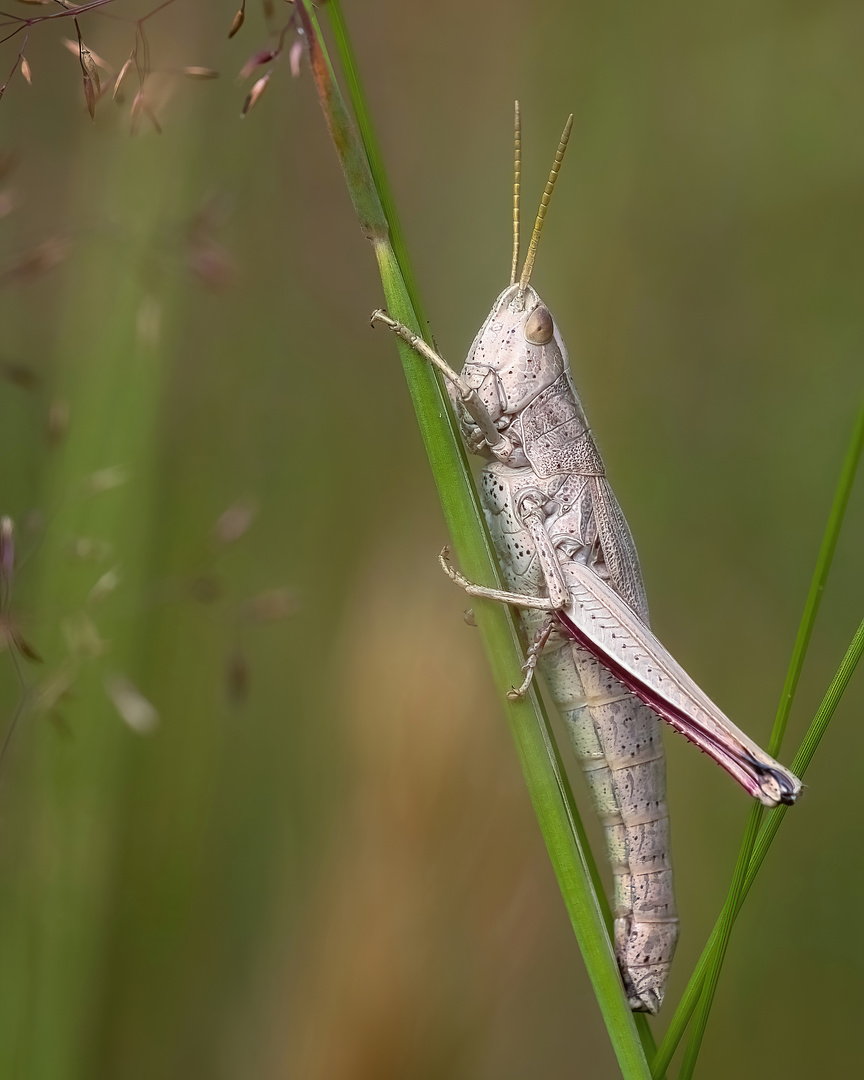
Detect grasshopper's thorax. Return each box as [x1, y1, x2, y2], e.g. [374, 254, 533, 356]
[461, 284, 603, 480]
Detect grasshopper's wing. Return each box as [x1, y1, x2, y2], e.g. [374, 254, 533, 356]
[589, 476, 650, 625]
[557, 559, 802, 808]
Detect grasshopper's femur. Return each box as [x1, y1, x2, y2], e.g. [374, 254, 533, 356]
[518, 113, 574, 295]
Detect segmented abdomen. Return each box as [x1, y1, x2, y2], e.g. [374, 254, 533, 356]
[481, 462, 678, 1013]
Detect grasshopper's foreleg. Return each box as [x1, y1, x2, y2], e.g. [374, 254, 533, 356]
[370, 310, 509, 455]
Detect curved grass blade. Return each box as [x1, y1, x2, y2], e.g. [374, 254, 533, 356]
[675, 802, 763, 1080]
[297, 3, 652, 1074]
[325, 1, 428, 330]
[652, 613, 864, 1078]
[769, 400, 864, 755]
[325, 9, 654, 1056]
[653, 400, 864, 1078]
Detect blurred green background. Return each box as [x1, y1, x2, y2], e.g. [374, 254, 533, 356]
[0, 2, 861, 1077]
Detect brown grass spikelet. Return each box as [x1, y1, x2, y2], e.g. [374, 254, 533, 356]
[214, 498, 258, 544]
[86, 568, 120, 606]
[112, 57, 133, 100]
[187, 242, 233, 289]
[20, 58, 32, 86]
[0, 516, 13, 591]
[130, 91, 162, 135]
[104, 675, 159, 735]
[84, 465, 130, 495]
[31, 666, 76, 717]
[61, 38, 112, 76]
[225, 647, 249, 705]
[0, 362, 39, 391]
[238, 48, 276, 81]
[76, 41, 101, 93]
[241, 71, 271, 117]
[82, 74, 96, 119]
[228, 2, 246, 39]
[289, 39, 303, 78]
[180, 67, 219, 80]
[241, 588, 297, 624]
[0, 236, 70, 287]
[47, 397, 70, 445]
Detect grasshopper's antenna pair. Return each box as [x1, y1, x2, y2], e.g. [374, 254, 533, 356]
[510, 101, 574, 295]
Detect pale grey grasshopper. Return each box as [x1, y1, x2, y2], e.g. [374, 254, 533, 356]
[372, 105, 801, 1014]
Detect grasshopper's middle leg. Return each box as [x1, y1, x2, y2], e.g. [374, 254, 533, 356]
[438, 548, 558, 611]
[438, 542, 568, 702]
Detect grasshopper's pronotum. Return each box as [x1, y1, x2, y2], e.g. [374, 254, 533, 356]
[373, 104, 800, 1013]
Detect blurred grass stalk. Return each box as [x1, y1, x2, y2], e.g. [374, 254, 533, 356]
[298, 3, 863, 1077]
[0, 121, 191, 1076]
[297, 1, 655, 1076]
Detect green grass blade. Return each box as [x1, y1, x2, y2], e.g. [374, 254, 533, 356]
[676, 804, 762, 1080]
[0, 138, 188, 1080]
[298, 3, 652, 1074]
[652, 400, 864, 1078]
[651, 612, 864, 1078]
[738, 612, 864, 907]
[322, 9, 630, 1003]
[769, 400, 864, 756]
[326, 0, 429, 330]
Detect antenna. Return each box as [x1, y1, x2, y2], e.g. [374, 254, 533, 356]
[519, 113, 573, 294]
[510, 101, 521, 286]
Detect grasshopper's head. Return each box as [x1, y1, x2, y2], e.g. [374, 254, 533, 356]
[460, 106, 575, 426]
[462, 283, 568, 422]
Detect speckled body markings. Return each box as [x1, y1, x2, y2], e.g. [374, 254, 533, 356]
[372, 107, 801, 1015]
[463, 284, 677, 1013]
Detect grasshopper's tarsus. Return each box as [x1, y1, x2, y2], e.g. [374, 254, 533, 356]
[507, 616, 556, 700]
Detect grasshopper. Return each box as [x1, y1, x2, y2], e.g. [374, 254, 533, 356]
[372, 104, 801, 1013]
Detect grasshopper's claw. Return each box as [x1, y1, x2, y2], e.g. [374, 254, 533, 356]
[506, 677, 531, 702]
[438, 546, 466, 588]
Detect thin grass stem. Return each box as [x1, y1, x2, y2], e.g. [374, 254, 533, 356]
[651, 612, 864, 1078]
[652, 399, 863, 1077]
[768, 401, 864, 757]
[299, 3, 652, 1074]
[677, 804, 762, 1079]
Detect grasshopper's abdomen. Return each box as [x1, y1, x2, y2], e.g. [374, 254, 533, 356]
[481, 460, 679, 1013]
[544, 637, 677, 1013]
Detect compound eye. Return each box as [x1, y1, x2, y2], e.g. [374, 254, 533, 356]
[524, 304, 554, 345]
